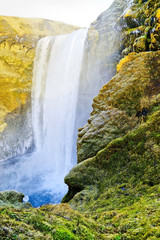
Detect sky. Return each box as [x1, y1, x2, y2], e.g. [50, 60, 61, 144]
[0, 0, 114, 27]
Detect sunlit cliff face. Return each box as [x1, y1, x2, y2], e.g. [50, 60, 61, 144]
[0, 16, 78, 161]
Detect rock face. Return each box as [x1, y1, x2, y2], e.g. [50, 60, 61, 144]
[121, 0, 160, 55]
[76, 0, 131, 129]
[62, 1, 160, 238]
[77, 0, 160, 163]
[64, 50, 160, 199]
[63, 53, 160, 238]
[0, 16, 78, 161]
[0, 190, 31, 208]
[0, 0, 160, 239]
[77, 51, 160, 162]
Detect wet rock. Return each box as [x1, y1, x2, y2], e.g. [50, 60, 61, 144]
[0, 190, 24, 203]
[76, 0, 131, 128]
[120, 0, 160, 55]
[133, 35, 148, 52]
[124, 9, 140, 28]
[0, 190, 32, 208]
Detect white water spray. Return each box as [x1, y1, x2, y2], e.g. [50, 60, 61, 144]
[32, 28, 88, 190]
[0, 29, 88, 206]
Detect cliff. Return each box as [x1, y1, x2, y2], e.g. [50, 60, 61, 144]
[0, 16, 78, 160]
[76, 0, 130, 128]
[63, 0, 160, 239]
[0, 0, 160, 239]
[77, 0, 160, 162]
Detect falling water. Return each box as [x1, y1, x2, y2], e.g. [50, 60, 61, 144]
[0, 29, 88, 206]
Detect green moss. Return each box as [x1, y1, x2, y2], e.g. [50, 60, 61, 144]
[65, 1, 160, 239]
[53, 227, 77, 240]
[64, 100, 160, 239]
[0, 191, 32, 209]
[121, 0, 160, 55]
[0, 204, 106, 239]
[1, 1, 160, 240]
[77, 51, 160, 162]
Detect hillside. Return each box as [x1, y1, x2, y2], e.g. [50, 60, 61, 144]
[0, 0, 160, 239]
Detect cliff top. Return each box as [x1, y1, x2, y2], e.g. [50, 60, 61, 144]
[0, 15, 79, 39]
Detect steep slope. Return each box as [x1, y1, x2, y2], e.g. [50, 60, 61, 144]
[0, 0, 160, 239]
[77, 0, 160, 163]
[76, 0, 131, 128]
[62, 0, 160, 239]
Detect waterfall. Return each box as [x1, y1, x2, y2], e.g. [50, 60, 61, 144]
[0, 29, 88, 206]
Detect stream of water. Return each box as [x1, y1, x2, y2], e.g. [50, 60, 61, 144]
[0, 29, 88, 206]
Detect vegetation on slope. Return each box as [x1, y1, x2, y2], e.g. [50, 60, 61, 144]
[63, 4, 160, 235]
[64, 84, 160, 239]
[77, 50, 160, 162]
[0, 0, 160, 239]
[121, 0, 160, 55]
[0, 198, 106, 240]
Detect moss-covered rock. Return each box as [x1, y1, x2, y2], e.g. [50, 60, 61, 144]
[0, 0, 160, 240]
[64, 49, 160, 239]
[63, 94, 160, 239]
[121, 0, 160, 55]
[133, 35, 148, 52]
[0, 191, 24, 203]
[77, 51, 160, 162]
[0, 203, 106, 239]
[66, 95, 160, 202]
[0, 190, 31, 209]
